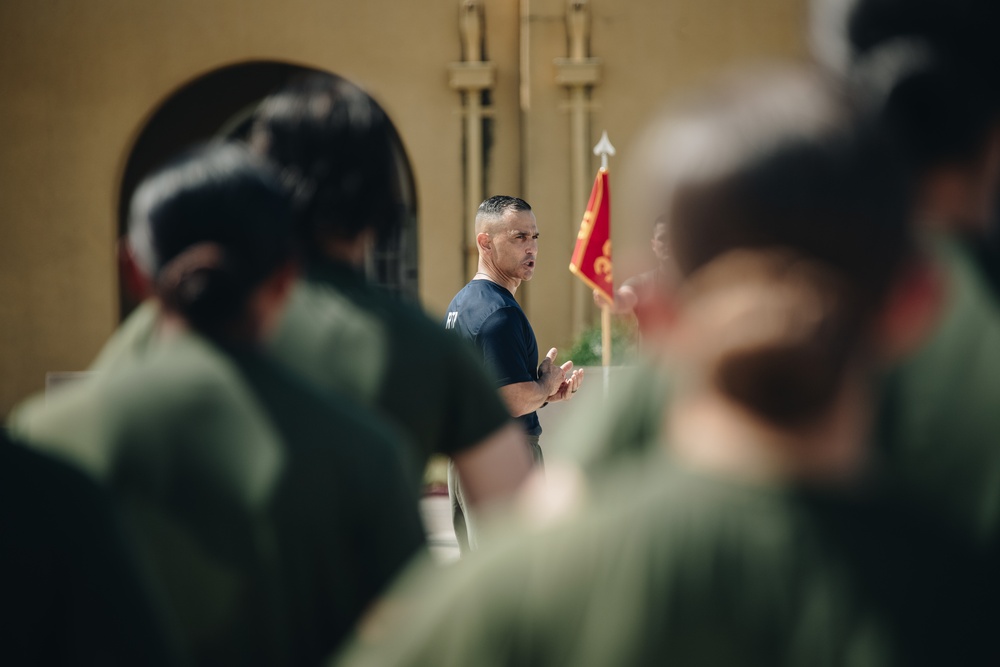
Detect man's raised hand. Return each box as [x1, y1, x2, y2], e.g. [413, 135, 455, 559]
[595, 286, 638, 314]
[538, 348, 571, 398]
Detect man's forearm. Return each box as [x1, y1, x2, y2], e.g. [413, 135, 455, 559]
[453, 423, 533, 507]
[498, 380, 552, 417]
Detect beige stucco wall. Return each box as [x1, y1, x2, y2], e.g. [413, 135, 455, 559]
[0, 0, 805, 415]
[519, 0, 807, 355]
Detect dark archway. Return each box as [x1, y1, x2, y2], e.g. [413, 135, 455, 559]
[118, 60, 419, 317]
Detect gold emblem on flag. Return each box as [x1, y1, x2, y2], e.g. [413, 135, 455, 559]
[594, 239, 612, 280]
[577, 210, 595, 240]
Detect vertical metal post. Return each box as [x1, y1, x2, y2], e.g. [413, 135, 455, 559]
[556, 0, 601, 338]
[450, 1, 495, 281]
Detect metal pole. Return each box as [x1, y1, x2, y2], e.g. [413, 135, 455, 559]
[466, 90, 483, 280]
[570, 85, 588, 336]
[451, 0, 494, 281]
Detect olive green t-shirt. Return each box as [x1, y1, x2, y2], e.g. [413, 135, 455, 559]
[1, 434, 178, 666]
[272, 261, 513, 469]
[877, 238, 1000, 546]
[11, 333, 425, 666]
[92, 262, 513, 479]
[88, 299, 160, 375]
[339, 462, 995, 667]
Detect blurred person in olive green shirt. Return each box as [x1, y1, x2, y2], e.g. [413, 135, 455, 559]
[0, 431, 178, 666]
[11, 144, 424, 666]
[91, 74, 533, 529]
[338, 66, 997, 667]
[559, 0, 1000, 556]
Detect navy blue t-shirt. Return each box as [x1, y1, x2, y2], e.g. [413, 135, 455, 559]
[445, 280, 542, 436]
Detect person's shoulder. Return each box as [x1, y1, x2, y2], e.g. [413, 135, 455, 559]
[452, 280, 517, 308]
[565, 461, 805, 569]
[8, 371, 123, 477]
[88, 300, 160, 373]
[306, 270, 450, 344]
[444, 281, 511, 336]
[288, 278, 379, 329]
[103, 336, 281, 456]
[0, 433, 103, 502]
[238, 349, 405, 453]
[124, 334, 248, 403]
[477, 303, 529, 336]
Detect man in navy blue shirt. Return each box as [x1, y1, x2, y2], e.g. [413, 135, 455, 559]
[445, 195, 584, 549]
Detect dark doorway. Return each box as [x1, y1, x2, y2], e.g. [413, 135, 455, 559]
[118, 60, 419, 318]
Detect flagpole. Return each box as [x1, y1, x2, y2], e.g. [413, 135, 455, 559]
[593, 131, 615, 369]
[601, 305, 611, 367]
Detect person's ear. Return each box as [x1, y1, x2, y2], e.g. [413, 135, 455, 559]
[119, 240, 152, 302]
[476, 231, 492, 255]
[873, 257, 944, 362]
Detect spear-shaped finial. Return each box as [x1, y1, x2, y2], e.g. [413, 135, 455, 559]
[593, 131, 616, 171]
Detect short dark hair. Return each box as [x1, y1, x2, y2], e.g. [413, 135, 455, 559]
[820, 0, 1000, 166]
[478, 195, 531, 219]
[128, 142, 294, 337]
[249, 73, 408, 251]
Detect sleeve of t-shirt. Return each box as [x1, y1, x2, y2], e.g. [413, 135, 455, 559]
[476, 307, 536, 388]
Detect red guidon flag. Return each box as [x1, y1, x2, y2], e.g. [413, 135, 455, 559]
[569, 168, 613, 304]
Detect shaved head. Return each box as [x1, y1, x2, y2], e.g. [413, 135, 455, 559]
[475, 195, 532, 235]
[473, 195, 539, 288]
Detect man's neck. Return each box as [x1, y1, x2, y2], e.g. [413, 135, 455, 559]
[474, 262, 521, 295]
[154, 307, 188, 341]
[320, 233, 370, 268]
[153, 300, 262, 346]
[665, 369, 870, 486]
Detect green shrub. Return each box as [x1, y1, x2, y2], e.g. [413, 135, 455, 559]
[564, 315, 637, 366]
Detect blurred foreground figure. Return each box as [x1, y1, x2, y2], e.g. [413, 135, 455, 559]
[812, 0, 1000, 549]
[563, 0, 1000, 555]
[0, 431, 176, 666]
[337, 67, 996, 667]
[93, 73, 531, 518]
[598, 214, 675, 345]
[11, 144, 424, 665]
[253, 75, 531, 509]
[444, 195, 584, 550]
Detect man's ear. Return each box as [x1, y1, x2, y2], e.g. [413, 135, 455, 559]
[874, 257, 944, 362]
[118, 240, 152, 303]
[476, 231, 492, 254]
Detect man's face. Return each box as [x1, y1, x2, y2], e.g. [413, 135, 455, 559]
[651, 221, 670, 265]
[492, 210, 539, 281]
